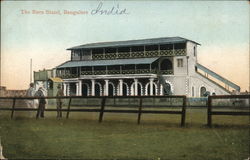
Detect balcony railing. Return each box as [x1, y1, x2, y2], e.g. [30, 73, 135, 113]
[58, 69, 173, 78]
[92, 49, 186, 60]
[60, 74, 78, 79]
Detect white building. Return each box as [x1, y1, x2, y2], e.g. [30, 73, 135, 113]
[54, 37, 240, 97]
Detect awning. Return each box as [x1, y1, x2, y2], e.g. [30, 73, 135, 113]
[49, 77, 63, 82]
[57, 57, 159, 68]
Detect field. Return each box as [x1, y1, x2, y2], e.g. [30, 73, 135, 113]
[0, 107, 249, 160]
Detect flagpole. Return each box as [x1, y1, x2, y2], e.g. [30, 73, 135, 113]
[30, 59, 32, 83]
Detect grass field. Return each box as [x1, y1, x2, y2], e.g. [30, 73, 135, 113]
[0, 108, 249, 160]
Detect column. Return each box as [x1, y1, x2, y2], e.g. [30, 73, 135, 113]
[78, 80, 82, 96]
[150, 78, 154, 96]
[134, 79, 138, 96]
[66, 83, 70, 96]
[105, 80, 109, 96]
[91, 79, 95, 96]
[63, 83, 67, 96]
[76, 83, 79, 96]
[160, 85, 163, 95]
[119, 79, 123, 96]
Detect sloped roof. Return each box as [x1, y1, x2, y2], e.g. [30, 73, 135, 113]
[57, 57, 159, 68]
[67, 37, 200, 50]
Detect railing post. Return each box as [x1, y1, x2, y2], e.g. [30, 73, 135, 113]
[181, 96, 186, 127]
[66, 98, 72, 119]
[99, 97, 106, 123]
[137, 97, 143, 124]
[207, 96, 212, 127]
[11, 98, 16, 119]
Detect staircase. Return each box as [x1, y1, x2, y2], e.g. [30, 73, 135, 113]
[195, 63, 240, 93]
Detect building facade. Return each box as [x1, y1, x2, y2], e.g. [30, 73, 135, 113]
[52, 37, 240, 97]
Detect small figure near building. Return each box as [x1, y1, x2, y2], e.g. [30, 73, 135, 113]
[25, 83, 36, 108]
[56, 84, 64, 118]
[35, 87, 46, 118]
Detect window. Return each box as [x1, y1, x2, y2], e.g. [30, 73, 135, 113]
[160, 59, 173, 70]
[192, 86, 194, 97]
[200, 87, 206, 97]
[194, 46, 196, 56]
[177, 59, 183, 67]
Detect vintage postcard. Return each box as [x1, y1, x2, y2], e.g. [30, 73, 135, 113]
[0, 1, 249, 160]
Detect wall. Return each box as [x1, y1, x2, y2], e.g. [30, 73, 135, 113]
[0, 86, 26, 97]
[189, 74, 230, 97]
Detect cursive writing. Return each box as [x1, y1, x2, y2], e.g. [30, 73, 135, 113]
[91, 2, 129, 15]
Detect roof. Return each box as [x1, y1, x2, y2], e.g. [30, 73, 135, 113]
[49, 77, 63, 82]
[57, 57, 159, 68]
[67, 37, 200, 50]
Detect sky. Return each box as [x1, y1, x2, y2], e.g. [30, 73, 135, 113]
[1, 1, 249, 91]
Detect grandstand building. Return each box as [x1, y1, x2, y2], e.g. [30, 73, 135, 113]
[36, 37, 241, 97]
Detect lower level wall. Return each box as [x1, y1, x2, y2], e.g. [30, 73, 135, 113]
[162, 73, 230, 97]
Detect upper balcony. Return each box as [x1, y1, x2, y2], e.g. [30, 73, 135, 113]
[91, 49, 186, 60]
[71, 43, 186, 61]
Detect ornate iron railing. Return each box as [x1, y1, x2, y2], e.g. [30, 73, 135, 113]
[92, 49, 186, 60]
[58, 69, 173, 78]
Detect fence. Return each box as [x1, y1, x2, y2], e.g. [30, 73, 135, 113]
[207, 95, 250, 127]
[0, 95, 187, 127]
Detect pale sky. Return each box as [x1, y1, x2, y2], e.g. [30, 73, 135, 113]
[1, 1, 249, 91]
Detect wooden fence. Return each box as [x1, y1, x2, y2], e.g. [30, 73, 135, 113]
[0, 96, 187, 127]
[207, 95, 250, 127]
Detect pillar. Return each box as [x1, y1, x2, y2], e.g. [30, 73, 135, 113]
[78, 80, 82, 96]
[63, 83, 67, 96]
[119, 79, 123, 96]
[76, 83, 79, 96]
[91, 79, 95, 96]
[66, 83, 70, 96]
[105, 80, 109, 96]
[150, 78, 154, 96]
[134, 79, 138, 96]
[160, 85, 163, 95]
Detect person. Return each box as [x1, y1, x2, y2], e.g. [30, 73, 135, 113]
[35, 87, 46, 118]
[56, 84, 64, 118]
[25, 83, 36, 108]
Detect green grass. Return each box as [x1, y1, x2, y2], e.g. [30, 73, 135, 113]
[0, 108, 249, 160]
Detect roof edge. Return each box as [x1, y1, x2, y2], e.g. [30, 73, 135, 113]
[67, 37, 200, 50]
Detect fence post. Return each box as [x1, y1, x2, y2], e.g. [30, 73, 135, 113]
[11, 98, 16, 119]
[137, 97, 143, 124]
[66, 98, 72, 119]
[99, 97, 106, 123]
[181, 96, 186, 127]
[207, 96, 212, 127]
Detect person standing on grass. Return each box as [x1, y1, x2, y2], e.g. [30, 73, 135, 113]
[25, 83, 36, 108]
[35, 87, 46, 118]
[56, 84, 64, 118]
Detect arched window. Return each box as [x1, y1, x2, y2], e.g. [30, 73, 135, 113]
[108, 84, 114, 96]
[138, 84, 142, 96]
[200, 87, 206, 97]
[123, 84, 128, 96]
[160, 59, 173, 70]
[69, 83, 76, 96]
[95, 84, 101, 96]
[82, 84, 88, 96]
